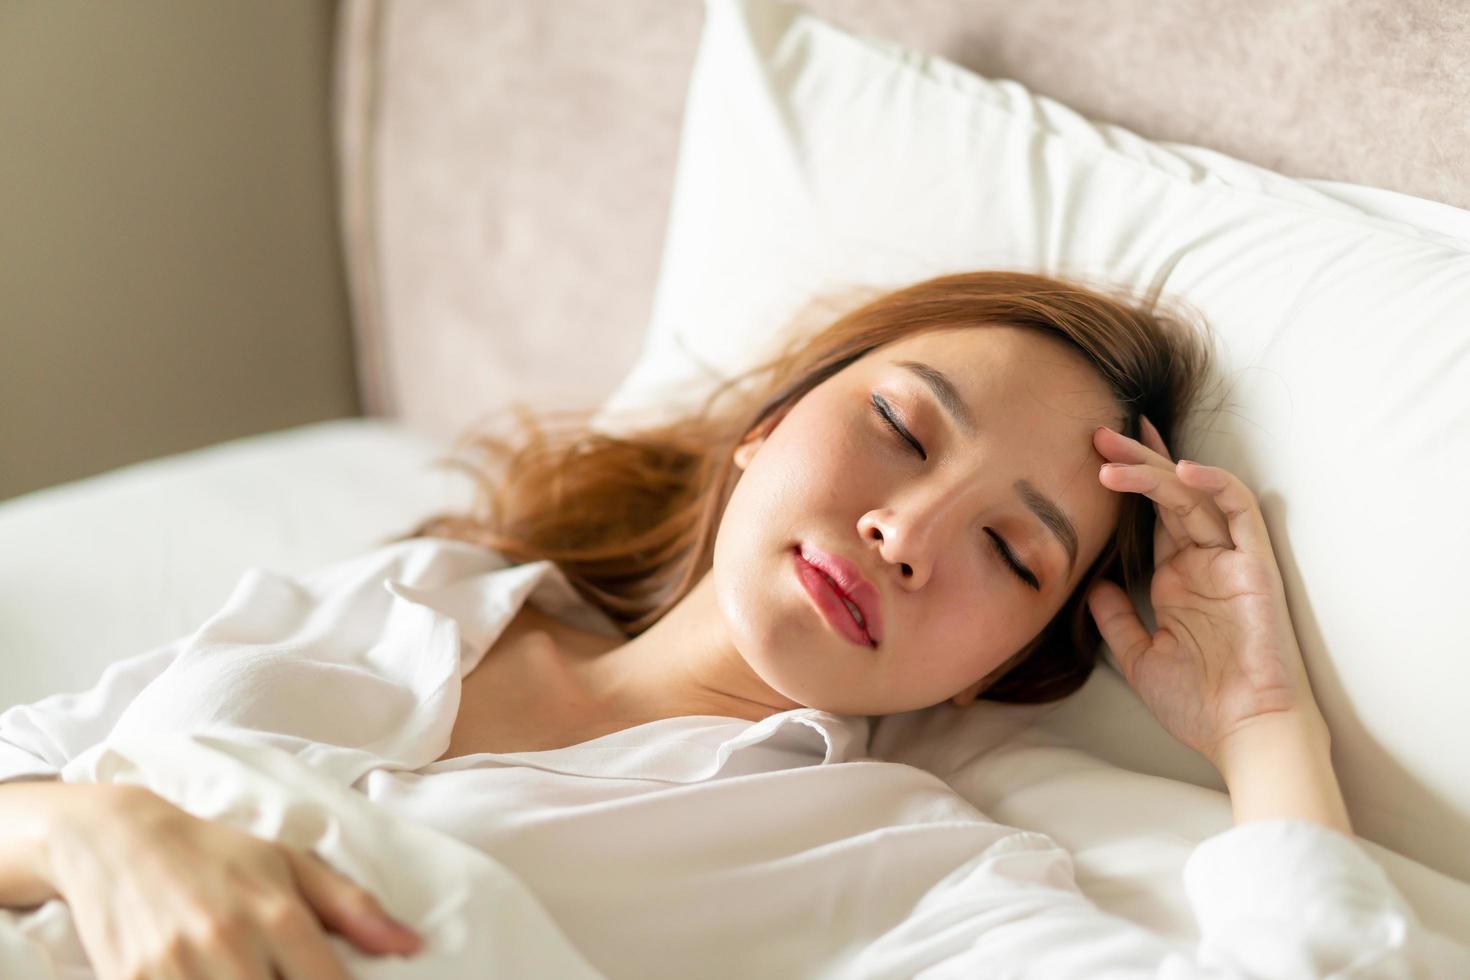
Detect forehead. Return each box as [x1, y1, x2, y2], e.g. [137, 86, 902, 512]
[874, 326, 1121, 425]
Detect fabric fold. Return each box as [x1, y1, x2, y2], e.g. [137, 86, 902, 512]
[0, 732, 607, 979]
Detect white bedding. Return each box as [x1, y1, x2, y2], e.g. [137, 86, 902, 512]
[3, 419, 1468, 973]
[7, 732, 1467, 979]
[0, 734, 605, 979]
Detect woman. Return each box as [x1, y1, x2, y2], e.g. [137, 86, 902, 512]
[0, 272, 1457, 978]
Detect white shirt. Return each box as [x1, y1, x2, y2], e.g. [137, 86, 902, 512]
[2, 538, 1465, 978]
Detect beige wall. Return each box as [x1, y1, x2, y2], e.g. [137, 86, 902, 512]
[0, 1, 358, 501]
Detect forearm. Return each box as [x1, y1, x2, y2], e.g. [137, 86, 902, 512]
[1212, 710, 1353, 838]
[0, 779, 95, 909]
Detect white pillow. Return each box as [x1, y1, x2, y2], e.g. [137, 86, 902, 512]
[595, 0, 1470, 884]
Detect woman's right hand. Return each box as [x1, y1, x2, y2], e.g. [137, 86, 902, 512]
[1087, 418, 1326, 769]
[42, 783, 423, 980]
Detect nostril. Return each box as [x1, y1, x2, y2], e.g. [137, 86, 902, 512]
[900, 563, 912, 577]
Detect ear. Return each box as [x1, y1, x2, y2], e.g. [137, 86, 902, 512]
[733, 408, 790, 471]
[732, 430, 765, 471]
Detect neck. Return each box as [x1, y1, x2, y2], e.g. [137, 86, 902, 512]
[570, 569, 801, 726]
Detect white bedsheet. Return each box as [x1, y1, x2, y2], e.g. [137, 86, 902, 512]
[5, 734, 1467, 978]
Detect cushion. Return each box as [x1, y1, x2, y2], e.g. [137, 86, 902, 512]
[594, 0, 1470, 885]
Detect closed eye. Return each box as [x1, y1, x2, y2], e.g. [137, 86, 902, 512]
[871, 393, 1039, 592]
[871, 394, 926, 460]
[987, 530, 1040, 591]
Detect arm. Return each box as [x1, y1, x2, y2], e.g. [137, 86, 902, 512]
[850, 817, 1469, 979]
[1213, 708, 1352, 837]
[0, 780, 87, 909]
[846, 723, 1468, 979]
[1184, 713, 1469, 978]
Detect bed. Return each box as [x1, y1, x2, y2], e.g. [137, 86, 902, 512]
[3, 0, 1468, 970]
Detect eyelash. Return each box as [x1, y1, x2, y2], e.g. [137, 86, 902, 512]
[870, 394, 1041, 591]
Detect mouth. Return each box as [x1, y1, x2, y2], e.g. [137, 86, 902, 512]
[791, 544, 882, 648]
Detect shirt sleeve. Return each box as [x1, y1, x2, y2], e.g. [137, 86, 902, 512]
[1181, 819, 1470, 978]
[847, 819, 1470, 979]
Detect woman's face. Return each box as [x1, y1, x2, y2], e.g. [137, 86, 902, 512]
[713, 325, 1126, 715]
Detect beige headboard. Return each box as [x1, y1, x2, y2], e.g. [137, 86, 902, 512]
[333, 0, 1470, 441]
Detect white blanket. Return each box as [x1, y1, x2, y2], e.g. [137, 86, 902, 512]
[6, 732, 1469, 979]
[2, 733, 604, 978]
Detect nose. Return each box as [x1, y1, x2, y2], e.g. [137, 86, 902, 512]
[858, 488, 965, 590]
[859, 518, 908, 575]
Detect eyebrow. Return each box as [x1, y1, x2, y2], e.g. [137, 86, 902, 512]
[897, 360, 977, 438]
[897, 359, 1080, 578]
[1014, 479, 1079, 578]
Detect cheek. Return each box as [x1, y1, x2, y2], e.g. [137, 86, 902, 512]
[748, 425, 866, 523]
[712, 475, 768, 595]
[920, 589, 1031, 678]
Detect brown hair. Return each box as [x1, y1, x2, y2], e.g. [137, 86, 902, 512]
[392, 270, 1218, 705]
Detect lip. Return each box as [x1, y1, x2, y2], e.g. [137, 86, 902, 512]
[792, 543, 883, 647]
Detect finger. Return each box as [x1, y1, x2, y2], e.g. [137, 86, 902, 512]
[189, 932, 272, 980]
[1136, 419, 1261, 556]
[1176, 460, 1274, 557]
[1135, 415, 1206, 557]
[1093, 422, 1169, 467]
[1100, 460, 1234, 550]
[1094, 421, 1193, 552]
[256, 897, 354, 980]
[287, 850, 421, 956]
[1138, 415, 1171, 460]
[148, 936, 194, 980]
[65, 906, 126, 980]
[174, 904, 270, 980]
[1085, 579, 1153, 681]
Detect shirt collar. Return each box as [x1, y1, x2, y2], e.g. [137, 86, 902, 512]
[420, 706, 871, 783]
[388, 550, 873, 782]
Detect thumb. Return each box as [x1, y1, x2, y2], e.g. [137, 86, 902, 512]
[287, 849, 423, 956]
[1086, 580, 1153, 681]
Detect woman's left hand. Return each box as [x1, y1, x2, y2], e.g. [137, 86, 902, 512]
[1085, 418, 1326, 771]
